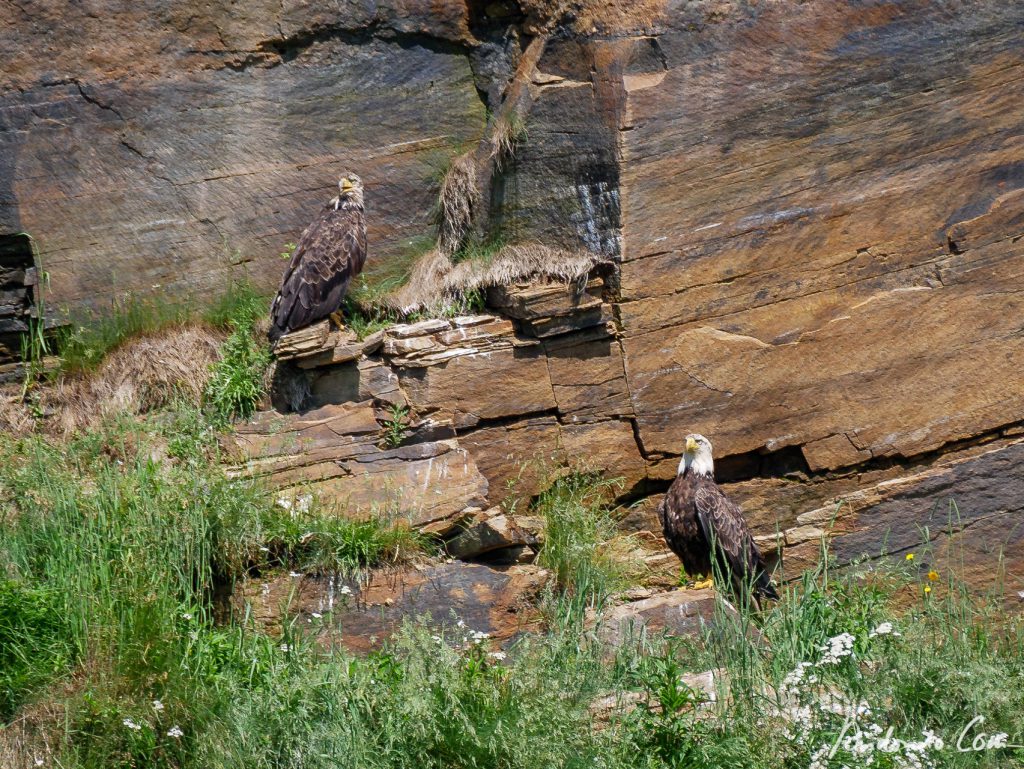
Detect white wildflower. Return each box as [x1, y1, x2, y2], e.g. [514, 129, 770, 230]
[782, 661, 814, 689]
[181, 612, 193, 621]
[877, 729, 901, 753]
[123, 718, 142, 731]
[808, 745, 830, 769]
[276, 498, 292, 511]
[311, 612, 322, 619]
[339, 585, 352, 596]
[34, 759, 44, 767]
[488, 651, 507, 661]
[869, 621, 900, 638]
[280, 643, 292, 652]
[152, 699, 164, 711]
[819, 632, 856, 664]
[167, 725, 184, 738]
[289, 571, 303, 578]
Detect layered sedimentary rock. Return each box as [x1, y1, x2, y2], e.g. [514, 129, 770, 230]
[231, 275, 641, 545]
[0, 233, 40, 380]
[1, 2, 492, 313]
[6, 1, 1024, 592]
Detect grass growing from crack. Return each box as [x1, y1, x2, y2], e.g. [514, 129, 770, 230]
[260, 498, 428, 577]
[533, 473, 640, 613]
[380, 404, 411, 448]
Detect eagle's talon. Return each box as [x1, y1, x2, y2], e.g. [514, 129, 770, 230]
[329, 311, 346, 330]
[693, 578, 714, 590]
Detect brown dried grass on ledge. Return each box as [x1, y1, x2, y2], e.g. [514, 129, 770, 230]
[0, 325, 225, 437]
[389, 242, 609, 315]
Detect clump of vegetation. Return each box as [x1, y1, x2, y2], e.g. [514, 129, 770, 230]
[203, 324, 271, 423]
[201, 279, 268, 332]
[534, 473, 640, 611]
[451, 234, 505, 266]
[202, 281, 273, 424]
[435, 152, 480, 256]
[380, 404, 411, 448]
[57, 295, 197, 375]
[260, 499, 428, 576]
[488, 113, 528, 170]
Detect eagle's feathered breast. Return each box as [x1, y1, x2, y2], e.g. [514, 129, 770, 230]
[269, 179, 367, 342]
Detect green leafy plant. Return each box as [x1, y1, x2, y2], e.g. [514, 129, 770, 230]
[381, 404, 411, 448]
[203, 328, 270, 424]
[203, 281, 272, 424]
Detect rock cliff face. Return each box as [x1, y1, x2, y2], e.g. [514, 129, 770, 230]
[4, 1, 1024, 589]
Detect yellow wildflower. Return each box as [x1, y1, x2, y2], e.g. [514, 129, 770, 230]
[905, 553, 915, 561]
[927, 570, 939, 582]
[924, 585, 932, 594]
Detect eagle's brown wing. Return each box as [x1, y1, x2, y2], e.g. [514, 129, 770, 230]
[693, 480, 778, 601]
[269, 204, 367, 341]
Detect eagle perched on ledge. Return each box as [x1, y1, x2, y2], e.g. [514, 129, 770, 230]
[268, 174, 367, 342]
[658, 434, 779, 604]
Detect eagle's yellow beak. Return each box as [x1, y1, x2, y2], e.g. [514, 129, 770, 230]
[685, 436, 698, 453]
[340, 178, 354, 193]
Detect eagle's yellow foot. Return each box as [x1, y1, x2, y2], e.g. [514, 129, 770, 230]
[692, 578, 714, 590]
[329, 311, 346, 330]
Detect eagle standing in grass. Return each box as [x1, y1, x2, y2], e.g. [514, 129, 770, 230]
[658, 433, 779, 605]
[268, 174, 367, 342]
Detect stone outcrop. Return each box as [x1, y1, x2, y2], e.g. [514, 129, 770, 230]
[594, 588, 720, 649]
[231, 274, 641, 551]
[0, 233, 41, 381]
[5, 2, 1024, 593]
[235, 561, 547, 653]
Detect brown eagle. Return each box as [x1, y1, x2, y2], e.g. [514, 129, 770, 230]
[268, 173, 367, 342]
[658, 433, 779, 604]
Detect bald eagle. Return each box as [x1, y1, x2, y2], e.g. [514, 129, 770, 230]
[268, 174, 367, 342]
[658, 434, 779, 604]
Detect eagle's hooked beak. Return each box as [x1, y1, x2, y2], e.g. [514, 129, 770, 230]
[340, 178, 354, 193]
[685, 436, 698, 453]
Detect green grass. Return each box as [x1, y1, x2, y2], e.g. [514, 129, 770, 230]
[260, 499, 429, 577]
[534, 473, 639, 612]
[202, 281, 273, 424]
[450, 233, 505, 266]
[54, 281, 269, 378]
[56, 297, 196, 374]
[2, 400, 1024, 768]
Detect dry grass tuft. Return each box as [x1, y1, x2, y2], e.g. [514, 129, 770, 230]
[390, 242, 609, 314]
[436, 153, 479, 256]
[488, 115, 526, 171]
[0, 388, 35, 436]
[39, 325, 223, 435]
[389, 248, 453, 314]
[0, 700, 64, 769]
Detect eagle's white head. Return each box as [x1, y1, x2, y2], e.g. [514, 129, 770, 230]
[334, 173, 364, 209]
[678, 433, 714, 477]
